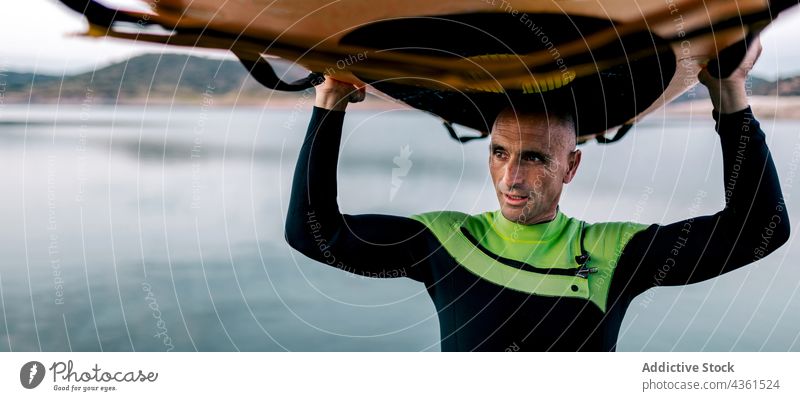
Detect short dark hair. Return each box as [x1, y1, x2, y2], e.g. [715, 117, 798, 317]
[493, 101, 577, 135]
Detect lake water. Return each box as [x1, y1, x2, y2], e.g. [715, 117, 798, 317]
[0, 103, 798, 351]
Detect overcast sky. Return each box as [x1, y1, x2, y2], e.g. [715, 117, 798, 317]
[3, 1, 800, 79]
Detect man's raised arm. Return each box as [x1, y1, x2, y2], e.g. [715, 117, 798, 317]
[611, 38, 790, 300]
[284, 78, 432, 282]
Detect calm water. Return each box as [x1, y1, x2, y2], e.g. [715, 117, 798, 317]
[0, 103, 798, 351]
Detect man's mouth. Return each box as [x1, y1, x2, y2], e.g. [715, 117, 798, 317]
[503, 193, 529, 206]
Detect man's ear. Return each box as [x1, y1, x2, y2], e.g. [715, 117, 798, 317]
[563, 149, 582, 184]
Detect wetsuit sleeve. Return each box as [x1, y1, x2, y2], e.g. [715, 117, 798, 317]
[611, 106, 790, 301]
[284, 106, 432, 283]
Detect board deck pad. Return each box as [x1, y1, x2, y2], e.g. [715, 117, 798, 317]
[342, 12, 676, 137]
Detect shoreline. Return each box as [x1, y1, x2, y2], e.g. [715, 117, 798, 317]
[4, 94, 800, 118]
[663, 96, 800, 119]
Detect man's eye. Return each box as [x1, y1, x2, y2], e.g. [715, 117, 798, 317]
[523, 154, 542, 162]
[493, 151, 507, 158]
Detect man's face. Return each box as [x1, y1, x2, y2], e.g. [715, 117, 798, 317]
[489, 110, 581, 225]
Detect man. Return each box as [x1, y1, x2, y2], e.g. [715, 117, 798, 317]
[285, 39, 790, 351]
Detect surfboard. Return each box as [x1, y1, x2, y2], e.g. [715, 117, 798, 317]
[57, 0, 798, 144]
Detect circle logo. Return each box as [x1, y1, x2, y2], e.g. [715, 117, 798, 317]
[20, 361, 45, 389]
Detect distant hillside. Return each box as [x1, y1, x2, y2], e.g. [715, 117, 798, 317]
[1, 53, 309, 105]
[673, 74, 800, 102]
[4, 53, 800, 105]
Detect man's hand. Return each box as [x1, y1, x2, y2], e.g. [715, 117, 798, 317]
[314, 76, 366, 112]
[698, 36, 763, 114]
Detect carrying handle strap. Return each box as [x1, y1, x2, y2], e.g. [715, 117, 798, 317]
[444, 121, 490, 143]
[233, 51, 323, 92]
[596, 123, 633, 145]
[58, 0, 154, 27]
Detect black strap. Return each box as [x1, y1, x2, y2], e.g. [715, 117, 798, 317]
[444, 121, 490, 143]
[596, 123, 633, 144]
[234, 51, 324, 92]
[57, 0, 153, 27]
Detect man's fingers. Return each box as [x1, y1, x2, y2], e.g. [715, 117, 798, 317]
[698, 35, 762, 84]
[740, 36, 762, 71]
[750, 37, 763, 64]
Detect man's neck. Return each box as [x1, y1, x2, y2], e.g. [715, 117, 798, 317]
[512, 206, 560, 226]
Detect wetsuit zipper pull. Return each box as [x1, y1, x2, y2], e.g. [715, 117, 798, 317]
[575, 253, 597, 278]
[575, 266, 598, 279]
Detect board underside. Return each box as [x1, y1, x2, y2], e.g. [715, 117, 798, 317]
[65, 0, 797, 142]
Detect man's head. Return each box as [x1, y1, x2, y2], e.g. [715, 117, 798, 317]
[489, 103, 581, 225]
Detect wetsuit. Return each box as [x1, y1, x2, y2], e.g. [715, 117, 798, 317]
[285, 106, 790, 351]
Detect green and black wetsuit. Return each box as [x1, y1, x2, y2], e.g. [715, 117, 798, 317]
[285, 106, 789, 351]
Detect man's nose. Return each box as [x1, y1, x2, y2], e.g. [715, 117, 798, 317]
[502, 159, 525, 188]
